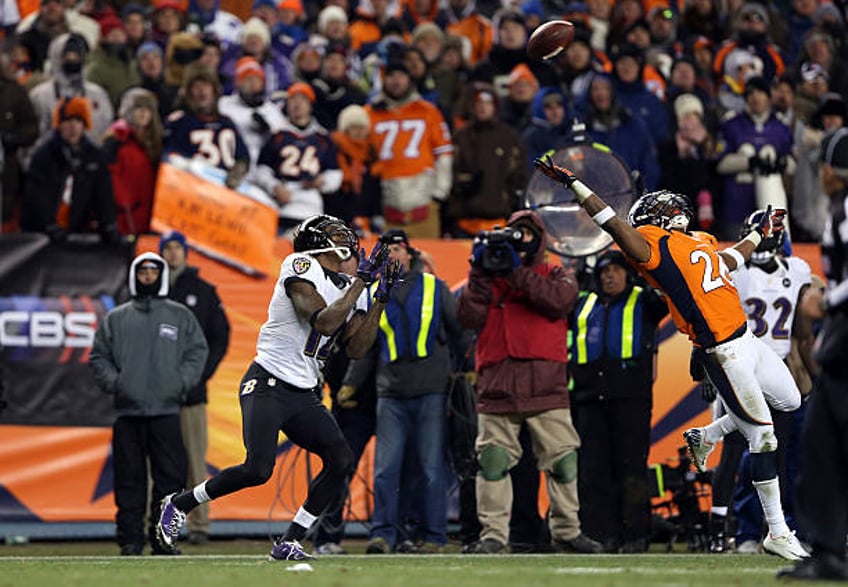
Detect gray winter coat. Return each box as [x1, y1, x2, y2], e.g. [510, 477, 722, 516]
[28, 33, 114, 146]
[89, 252, 209, 417]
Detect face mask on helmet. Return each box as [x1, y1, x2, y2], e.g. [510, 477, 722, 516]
[627, 190, 693, 232]
[741, 209, 784, 265]
[293, 214, 359, 261]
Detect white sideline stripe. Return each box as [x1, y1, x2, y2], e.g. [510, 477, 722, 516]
[0, 554, 676, 561]
[0, 554, 268, 564]
[555, 567, 769, 575]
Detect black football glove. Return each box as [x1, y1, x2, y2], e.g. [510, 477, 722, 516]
[375, 258, 403, 303]
[752, 204, 787, 241]
[356, 241, 388, 284]
[533, 154, 578, 187]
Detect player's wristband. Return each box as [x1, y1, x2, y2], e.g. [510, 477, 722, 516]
[723, 247, 745, 269]
[591, 206, 616, 226]
[742, 231, 762, 248]
[571, 179, 594, 204]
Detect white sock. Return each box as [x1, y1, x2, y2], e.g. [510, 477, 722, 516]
[752, 477, 790, 537]
[292, 506, 317, 530]
[704, 415, 736, 444]
[193, 481, 211, 504]
[711, 506, 728, 517]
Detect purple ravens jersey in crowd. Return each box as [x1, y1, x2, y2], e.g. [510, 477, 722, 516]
[256, 120, 339, 184]
[163, 110, 250, 171]
[719, 111, 792, 225]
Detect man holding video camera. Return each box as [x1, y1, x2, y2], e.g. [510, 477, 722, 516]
[457, 210, 603, 555]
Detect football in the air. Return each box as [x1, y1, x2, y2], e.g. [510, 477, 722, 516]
[526, 20, 575, 61]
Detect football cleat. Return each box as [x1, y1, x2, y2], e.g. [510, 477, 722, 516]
[269, 539, 314, 561]
[156, 493, 186, 552]
[683, 428, 714, 473]
[763, 531, 810, 561]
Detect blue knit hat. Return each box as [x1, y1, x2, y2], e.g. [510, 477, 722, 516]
[137, 40, 163, 59]
[159, 230, 188, 254]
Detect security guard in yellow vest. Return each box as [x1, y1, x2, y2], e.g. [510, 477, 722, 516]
[569, 249, 668, 553]
[345, 229, 464, 554]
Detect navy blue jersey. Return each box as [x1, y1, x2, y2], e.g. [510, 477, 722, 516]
[163, 110, 250, 171]
[256, 120, 339, 182]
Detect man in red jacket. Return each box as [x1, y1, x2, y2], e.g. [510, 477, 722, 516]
[456, 209, 603, 555]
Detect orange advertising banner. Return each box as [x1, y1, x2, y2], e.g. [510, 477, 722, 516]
[151, 162, 278, 277]
[0, 237, 825, 526]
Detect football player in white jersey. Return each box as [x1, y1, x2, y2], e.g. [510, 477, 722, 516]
[155, 214, 402, 560]
[703, 209, 815, 554]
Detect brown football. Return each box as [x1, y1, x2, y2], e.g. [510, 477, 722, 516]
[526, 20, 575, 61]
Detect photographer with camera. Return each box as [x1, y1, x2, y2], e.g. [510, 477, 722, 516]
[570, 249, 668, 553]
[457, 210, 603, 555]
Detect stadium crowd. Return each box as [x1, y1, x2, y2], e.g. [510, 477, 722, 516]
[0, 0, 845, 242]
[0, 0, 844, 573]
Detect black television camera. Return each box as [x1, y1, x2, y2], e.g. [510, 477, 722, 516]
[472, 227, 523, 275]
[648, 446, 713, 552]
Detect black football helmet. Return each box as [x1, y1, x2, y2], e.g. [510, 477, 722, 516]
[740, 208, 785, 265]
[292, 214, 359, 260]
[627, 190, 694, 232]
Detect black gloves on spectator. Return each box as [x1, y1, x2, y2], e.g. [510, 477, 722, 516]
[748, 153, 787, 175]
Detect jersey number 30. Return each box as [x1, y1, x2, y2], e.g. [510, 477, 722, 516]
[189, 128, 237, 168]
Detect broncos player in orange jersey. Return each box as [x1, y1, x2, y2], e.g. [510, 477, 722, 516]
[535, 156, 809, 561]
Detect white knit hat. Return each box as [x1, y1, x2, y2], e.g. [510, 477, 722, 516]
[241, 17, 271, 46]
[338, 104, 370, 133]
[674, 93, 703, 119]
[318, 6, 348, 34]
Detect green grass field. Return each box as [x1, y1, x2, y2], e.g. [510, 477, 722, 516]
[0, 540, 825, 587]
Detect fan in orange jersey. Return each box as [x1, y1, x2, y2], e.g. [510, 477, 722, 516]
[365, 60, 453, 238]
[534, 155, 809, 562]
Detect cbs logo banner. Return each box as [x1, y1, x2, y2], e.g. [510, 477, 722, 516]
[0, 296, 115, 363]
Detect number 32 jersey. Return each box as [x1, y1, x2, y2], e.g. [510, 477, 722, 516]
[254, 254, 367, 389]
[633, 225, 747, 348]
[733, 257, 811, 359]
